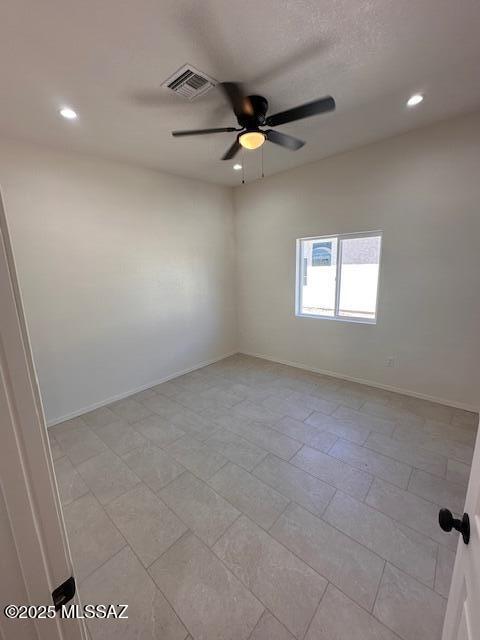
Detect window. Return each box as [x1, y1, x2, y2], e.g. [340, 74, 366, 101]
[296, 231, 382, 323]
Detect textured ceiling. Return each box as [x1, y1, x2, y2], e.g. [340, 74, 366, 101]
[1, 0, 480, 186]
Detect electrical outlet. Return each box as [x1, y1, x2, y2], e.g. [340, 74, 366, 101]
[386, 357, 395, 368]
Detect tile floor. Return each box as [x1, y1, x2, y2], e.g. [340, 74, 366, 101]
[48, 354, 478, 640]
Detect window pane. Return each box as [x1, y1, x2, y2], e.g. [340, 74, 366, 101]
[300, 237, 337, 316]
[338, 235, 381, 320]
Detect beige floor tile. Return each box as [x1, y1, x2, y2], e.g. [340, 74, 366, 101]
[232, 400, 283, 425]
[48, 432, 64, 460]
[261, 395, 313, 422]
[174, 372, 217, 393]
[149, 533, 264, 640]
[333, 406, 396, 435]
[290, 445, 373, 500]
[250, 612, 294, 640]
[165, 436, 228, 480]
[266, 376, 317, 396]
[361, 401, 425, 427]
[365, 431, 447, 477]
[393, 425, 474, 464]
[324, 492, 437, 586]
[365, 478, 459, 550]
[314, 386, 365, 410]
[225, 419, 302, 460]
[109, 397, 153, 424]
[374, 564, 446, 640]
[160, 471, 239, 546]
[214, 515, 326, 638]
[82, 406, 120, 429]
[236, 372, 279, 389]
[253, 454, 335, 516]
[81, 546, 187, 640]
[329, 439, 412, 488]
[435, 545, 456, 598]
[175, 387, 243, 412]
[451, 408, 478, 428]
[200, 407, 255, 431]
[96, 419, 147, 455]
[54, 357, 474, 640]
[152, 379, 182, 397]
[133, 415, 185, 448]
[305, 584, 398, 640]
[121, 443, 185, 493]
[50, 416, 87, 434]
[169, 408, 222, 440]
[223, 382, 274, 403]
[400, 398, 454, 424]
[270, 416, 338, 451]
[343, 382, 395, 406]
[204, 429, 268, 471]
[200, 385, 244, 407]
[54, 456, 89, 505]
[76, 450, 140, 505]
[305, 411, 370, 444]
[106, 484, 187, 566]
[408, 469, 467, 513]
[271, 503, 384, 611]
[423, 419, 477, 446]
[63, 494, 126, 582]
[446, 459, 471, 487]
[208, 463, 289, 530]
[54, 426, 108, 465]
[286, 390, 339, 416]
[141, 394, 185, 419]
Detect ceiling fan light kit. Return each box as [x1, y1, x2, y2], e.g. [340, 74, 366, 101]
[239, 130, 265, 150]
[172, 82, 336, 167]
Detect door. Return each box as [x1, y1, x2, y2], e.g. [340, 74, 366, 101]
[0, 191, 85, 639]
[442, 420, 480, 640]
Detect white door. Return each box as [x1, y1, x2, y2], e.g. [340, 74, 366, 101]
[442, 421, 480, 640]
[0, 192, 86, 639]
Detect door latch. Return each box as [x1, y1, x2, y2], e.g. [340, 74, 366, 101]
[52, 576, 76, 611]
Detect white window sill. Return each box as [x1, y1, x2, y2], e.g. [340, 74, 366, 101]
[295, 312, 377, 325]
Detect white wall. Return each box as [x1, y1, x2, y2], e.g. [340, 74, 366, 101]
[0, 140, 237, 424]
[234, 112, 480, 410]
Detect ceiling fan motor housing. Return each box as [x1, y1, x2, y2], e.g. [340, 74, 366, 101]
[238, 95, 269, 129]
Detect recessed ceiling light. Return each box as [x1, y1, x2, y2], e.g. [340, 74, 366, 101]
[59, 107, 78, 120]
[407, 94, 423, 107]
[233, 164, 242, 171]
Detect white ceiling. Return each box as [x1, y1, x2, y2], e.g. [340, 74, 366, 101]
[1, 0, 480, 186]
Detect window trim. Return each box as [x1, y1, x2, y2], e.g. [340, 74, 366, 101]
[295, 230, 383, 325]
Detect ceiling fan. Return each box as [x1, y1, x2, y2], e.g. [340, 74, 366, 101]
[172, 83, 335, 160]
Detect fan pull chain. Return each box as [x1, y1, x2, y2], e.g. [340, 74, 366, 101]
[242, 148, 245, 184]
[261, 144, 264, 178]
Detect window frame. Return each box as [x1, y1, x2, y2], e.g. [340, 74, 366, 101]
[295, 230, 383, 325]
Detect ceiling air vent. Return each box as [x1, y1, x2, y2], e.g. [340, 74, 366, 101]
[162, 64, 217, 101]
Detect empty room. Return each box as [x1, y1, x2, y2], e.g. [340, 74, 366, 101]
[0, 1, 479, 640]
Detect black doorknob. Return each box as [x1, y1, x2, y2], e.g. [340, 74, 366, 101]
[438, 508, 470, 544]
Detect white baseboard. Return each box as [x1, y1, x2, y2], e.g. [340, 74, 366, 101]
[47, 350, 238, 427]
[240, 350, 479, 413]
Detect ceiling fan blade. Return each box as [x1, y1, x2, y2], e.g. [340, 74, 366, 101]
[172, 127, 239, 137]
[221, 139, 241, 160]
[266, 96, 335, 127]
[219, 83, 254, 118]
[265, 129, 305, 150]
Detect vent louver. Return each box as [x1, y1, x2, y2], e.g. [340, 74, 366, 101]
[162, 64, 217, 100]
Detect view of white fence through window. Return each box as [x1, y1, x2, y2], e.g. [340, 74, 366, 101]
[297, 232, 382, 322]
